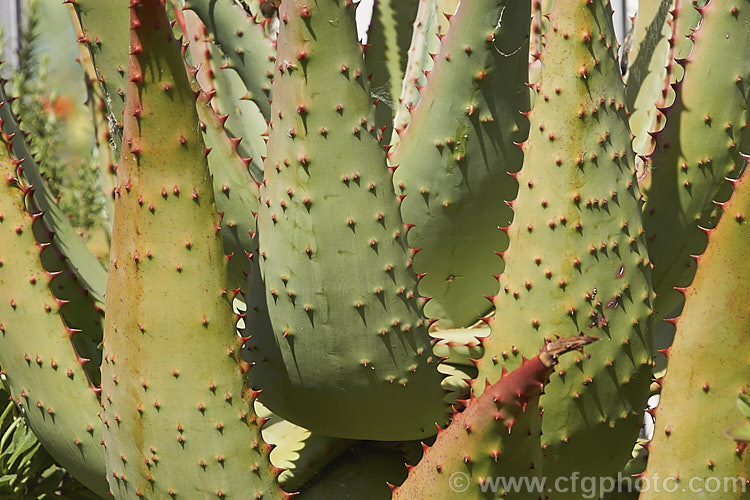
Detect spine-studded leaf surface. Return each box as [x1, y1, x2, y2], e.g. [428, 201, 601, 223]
[0, 97, 108, 497]
[630, 0, 705, 184]
[475, 0, 654, 489]
[0, 84, 108, 306]
[101, 2, 288, 498]
[210, 57, 269, 183]
[642, 0, 750, 320]
[0, 82, 106, 386]
[251, 0, 447, 441]
[624, 0, 672, 158]
[184, 0, 275, 121]
[67, 2, 121, 231]
[390, 0, 458, 151]
[71, 0, 131, 151]
[394, 337, 597, 500]
[195, 91, 259, 291]
[391, 0, 530, 329]
[196, 74, 356, 494]
[179, 7, 269, 182]
[641, 171, 750, 499]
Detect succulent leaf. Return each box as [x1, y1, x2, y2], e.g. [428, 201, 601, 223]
[100, 2, 289, 497]
[624, 0, 672, 159]
[249, 0, 447, 441]
[183, 0, 275, 121]
[390, 0, 530, 328]
[69, 0, 131, 153]
[394, 336, 598, 499]
[642, 0, 750, 320]
[179, 8, 268, 182]
[641, 170, 750, 499]
[256, 401, 353, 492]
[0, 88, 108, 498]
[0, 85, 108, 305]
[475, 0, 655, 490]
[390, 0, 459, 148]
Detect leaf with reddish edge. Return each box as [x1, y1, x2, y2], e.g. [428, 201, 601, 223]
[393, 336, 598, 500]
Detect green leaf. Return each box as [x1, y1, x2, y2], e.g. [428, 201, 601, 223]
[738, 394, 750, 419]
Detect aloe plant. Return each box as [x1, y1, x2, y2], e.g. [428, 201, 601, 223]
[0, 0, 748, 498]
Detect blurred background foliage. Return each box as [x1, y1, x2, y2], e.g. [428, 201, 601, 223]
[2, 0, 109, 265]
